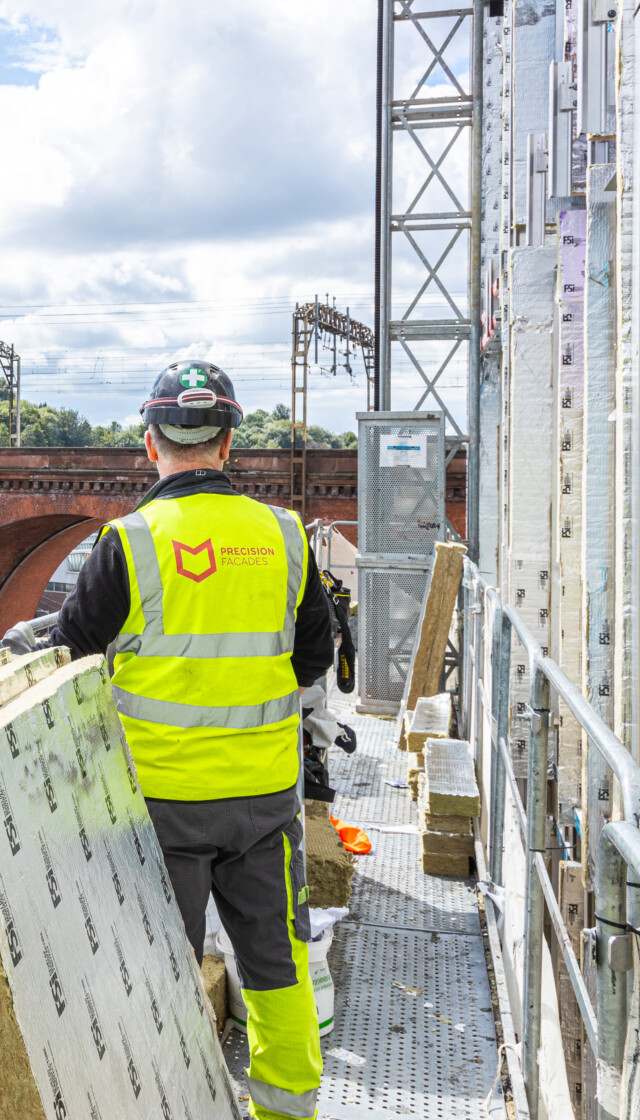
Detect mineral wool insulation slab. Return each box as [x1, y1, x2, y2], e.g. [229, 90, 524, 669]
[0, 655, 239, 1120]
[424, 740, 480, 818]
[405, 693, 452, 750]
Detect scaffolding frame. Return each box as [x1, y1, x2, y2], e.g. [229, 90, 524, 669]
[375, 0, 483, 557]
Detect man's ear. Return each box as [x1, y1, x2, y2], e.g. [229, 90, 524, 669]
[144, 428, 159, 463]
[220, 429, 233, 462]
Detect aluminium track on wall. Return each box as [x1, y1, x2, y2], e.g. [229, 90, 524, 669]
[223, 683, 505, 1120]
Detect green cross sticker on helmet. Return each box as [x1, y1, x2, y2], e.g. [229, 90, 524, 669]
[180, 367, 209, 389]
[140, 360, 243, 429]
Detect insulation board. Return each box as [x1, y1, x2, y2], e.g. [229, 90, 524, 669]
[417, 775, 472, 836]
[511, 0, 555, 226]
[421, 831, 475, 858]
[425, 813, 472, 837]
[0, 655, 239, 1120]
[0, 647, 71, 709]
[583, 165, 616, 887]
[306, 815, 354, 909]
[508, 246, 556, 776]
[424, 740, 480, 818]
[556, 209, 587, 825]
[404, 693, 452, 751]
[558, 861, 584, 1117]
[398, 543, 466, 748]
[422, 852, 471, 878]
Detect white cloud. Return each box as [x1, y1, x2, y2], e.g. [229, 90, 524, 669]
[0, 1, 468, 431]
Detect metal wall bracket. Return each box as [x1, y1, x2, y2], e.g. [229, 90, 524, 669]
[526, 133, 548, 247]
[607, 933, 633, 972]
[577, 0, 613, 138]
[548, 62, 575, 198]
[524, 706, 551, 733]
[592, 0, 617, 22]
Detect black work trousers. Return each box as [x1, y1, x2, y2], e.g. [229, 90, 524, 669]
[146, 787, 322, 1120]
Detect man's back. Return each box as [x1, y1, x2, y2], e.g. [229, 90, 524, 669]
[107, 487, 309, 799]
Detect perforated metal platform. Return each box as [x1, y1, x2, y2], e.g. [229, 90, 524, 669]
[223, 685, 505, 1119]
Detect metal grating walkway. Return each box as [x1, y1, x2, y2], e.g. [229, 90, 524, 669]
[223, 686, 505, 1120]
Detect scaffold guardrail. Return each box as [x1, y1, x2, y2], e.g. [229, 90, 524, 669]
[462, 558, 640, 1120]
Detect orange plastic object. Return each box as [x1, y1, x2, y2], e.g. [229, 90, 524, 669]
[330, 814, 372, 855]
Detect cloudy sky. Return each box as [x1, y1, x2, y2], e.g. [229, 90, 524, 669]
[0, 1, 469, 435]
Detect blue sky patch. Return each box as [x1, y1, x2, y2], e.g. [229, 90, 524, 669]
[0, 20, 57, 87]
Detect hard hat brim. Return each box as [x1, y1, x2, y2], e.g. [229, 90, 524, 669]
[141, 397, 243, 429]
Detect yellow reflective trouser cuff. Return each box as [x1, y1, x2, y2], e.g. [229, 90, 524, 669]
[243, 829, 322, 1120]
[246, 1077, 318, 1120]
[243, 980, 322, 1115]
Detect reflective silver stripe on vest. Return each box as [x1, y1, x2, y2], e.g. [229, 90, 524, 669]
[115, 630, 285, 659]
[267, 503, 306, 627]
[121, 511, 165, 630]
[113, 503, 305, 659]
[112, 686, 300, 730]
[246, 1077, 318, 1120]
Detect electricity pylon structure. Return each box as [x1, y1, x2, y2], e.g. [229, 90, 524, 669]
[374, 0, 483, 557]
[290, 299, 375, 521]
[0, 342, 21, 447]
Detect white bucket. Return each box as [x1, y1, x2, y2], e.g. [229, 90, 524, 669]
[308, 931, 335, 1035]
[215, 927, 335, 1036]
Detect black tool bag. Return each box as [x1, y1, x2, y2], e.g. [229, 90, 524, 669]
[321, 569, 356, 694]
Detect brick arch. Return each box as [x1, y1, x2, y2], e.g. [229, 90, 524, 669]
[0, 496, 145, 632]
[0, 518, 105, 631]
[0, 447, 157, 633]
[0, 443, 463, 633]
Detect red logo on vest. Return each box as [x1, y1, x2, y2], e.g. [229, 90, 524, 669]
[172, 539, 217, 582]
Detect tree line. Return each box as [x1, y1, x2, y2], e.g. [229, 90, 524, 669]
[0, 392, 356, 449]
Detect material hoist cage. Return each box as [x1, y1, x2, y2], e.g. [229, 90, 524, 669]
[356, 411, 446, 713]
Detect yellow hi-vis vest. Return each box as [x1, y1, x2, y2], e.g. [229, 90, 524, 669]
[105, 492, 308, 800]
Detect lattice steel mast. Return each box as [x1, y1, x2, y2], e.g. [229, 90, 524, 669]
[374, 0, 483, 556]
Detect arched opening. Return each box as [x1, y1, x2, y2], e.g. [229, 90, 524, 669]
[0, 518, 105, 632]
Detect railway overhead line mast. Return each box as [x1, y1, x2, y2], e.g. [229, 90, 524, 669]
[290, 298, 374, 521]
[0, 342, 21, 447]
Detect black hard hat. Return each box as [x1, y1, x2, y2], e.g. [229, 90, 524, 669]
[140, 360, 243, 428]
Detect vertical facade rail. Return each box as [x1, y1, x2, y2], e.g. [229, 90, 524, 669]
[521, 667, 551, 1120]
[467, 0, 484, 561]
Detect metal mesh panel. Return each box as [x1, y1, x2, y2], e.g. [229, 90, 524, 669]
[358, 413, 446, 557]
[358, 565, 429, 706]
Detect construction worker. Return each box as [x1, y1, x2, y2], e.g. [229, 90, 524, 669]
[5, 361, 333, 1120]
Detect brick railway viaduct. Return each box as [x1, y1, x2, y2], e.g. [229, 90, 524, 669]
[0, 447, 466, 631]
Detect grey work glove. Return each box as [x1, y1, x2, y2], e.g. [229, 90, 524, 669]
[1, 621, 37, 655]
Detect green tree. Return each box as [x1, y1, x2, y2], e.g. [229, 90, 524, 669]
[0, 398, 356, 449]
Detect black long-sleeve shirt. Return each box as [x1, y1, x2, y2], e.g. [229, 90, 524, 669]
[48, 469, 334, 687]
